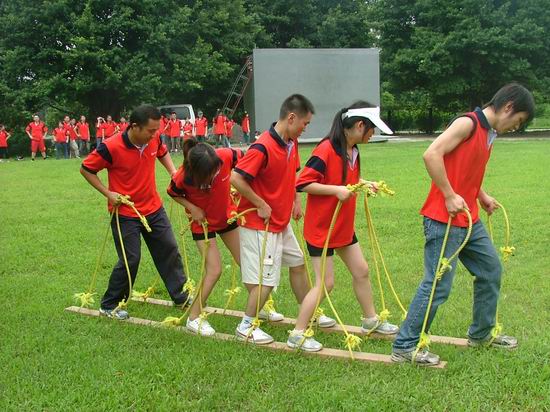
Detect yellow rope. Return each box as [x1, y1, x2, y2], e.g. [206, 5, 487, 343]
[222, 258, 241, 314]
[412, 209, 473, 363]
[227, 208, 257, 225]
[486, 202, 514, 346]
[112, 207, 135, 313]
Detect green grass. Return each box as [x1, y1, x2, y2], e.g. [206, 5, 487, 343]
[1, 140, 549, 411]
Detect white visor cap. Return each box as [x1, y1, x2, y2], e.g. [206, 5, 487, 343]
[342, 107, 393, 135]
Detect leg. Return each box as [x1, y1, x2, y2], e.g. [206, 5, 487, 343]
[458, 221, 502, 341]
[219, 227, 241, 265]
[142, 208, 188, 304]
[101, 216, 142, 309]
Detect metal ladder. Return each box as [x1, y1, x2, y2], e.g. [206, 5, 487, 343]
[221, 55, 253, 119]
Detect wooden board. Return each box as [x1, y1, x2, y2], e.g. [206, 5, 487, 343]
[131, 296, 468, 347]
[65, 306, 446, 368]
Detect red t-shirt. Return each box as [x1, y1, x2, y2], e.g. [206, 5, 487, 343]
[167, 119, 181, 138]
[0, 131, 8, 147]
[81, 131, 168, 218]
[242, 116, 250, 133]
[421, 109, 493, 227]
[67, 124, 78, 141]
[225, 120, 235, 137]
[168, 148, 244, 234]
[96, 122, 106, 138]
[296, 139, 360, 248]
[53, 127, 68, 143]
[195, 117, 208, 136]
[26, 122, 48, 140]
[213, 115, 226, 135]
[234, 125, 300, 233]
[118, 122, 129, 133]
[104, 121, 116, 138]
[183, 122, 193, 138]
[77, 122, 90, 140]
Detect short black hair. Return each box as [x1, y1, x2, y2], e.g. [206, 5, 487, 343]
[129, 105, 161, 127]
[279, 94, 315, 119]
[484, 83, 535, 123]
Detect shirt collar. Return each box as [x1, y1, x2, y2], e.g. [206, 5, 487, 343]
[269, 123, 289, 148]
[474, 107, 492, 130]
[122, 131, 134, 149]
[329, 138, 358, 166]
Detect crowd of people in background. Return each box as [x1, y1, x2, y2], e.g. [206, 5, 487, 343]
[0, 109, 252, 162]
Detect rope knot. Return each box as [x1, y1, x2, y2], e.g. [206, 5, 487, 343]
[161, 316, 183, 327]
[251, 318, 262, 329]
[378, 308, 391, 323]
[74, 292, 96, 308]
[344, 334, 362, 350]
[437, 258, 452, 279]
[224, 286, 241, 297]
[183, 279, 196, 296]
[500, 246, 515, 262]
[263, 296, 276, 314]
[417, 331, 431, 349]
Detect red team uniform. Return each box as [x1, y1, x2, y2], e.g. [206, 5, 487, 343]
[26, 121, 48, 152]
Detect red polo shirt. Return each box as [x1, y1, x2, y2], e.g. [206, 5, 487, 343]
[168, 148, 244, 234]
[0, 131, 8, 147]
[213, 115, 226, 135]
[53, 127, 68, 143]
[183, 121, 193, 138]
[421, 108, 493, 227]
[242, 116, 250, 133]
[118, 122, 129, 133]
[225, 120, 235, 137]
[96, 122, 106, 138]
[104, 121, 116, 138]
[234, 125, 300, 233]
[26, 122, 48, 140]
[77, 122, 90, 140]
[81, 130, 168, 218]
[68, 124, 78, 141]
[167, 119, 181, 138]
[296, 139, 360, 248]
[195, 117, 208, 136]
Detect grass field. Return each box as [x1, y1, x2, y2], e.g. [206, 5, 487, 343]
[1, 140, 549, 411]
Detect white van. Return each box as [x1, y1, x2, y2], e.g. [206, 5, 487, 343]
[157, 104, 196, 135]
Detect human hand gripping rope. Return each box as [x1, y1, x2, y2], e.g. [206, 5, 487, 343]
[412, 209, 473, 364]
[74, 195, 151, 313]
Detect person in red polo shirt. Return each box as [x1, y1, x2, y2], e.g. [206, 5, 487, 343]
[291, 101, 398, 352]
[68, 118, 80, 158]
[167, 139, 244, 335]
[0, 124, 11, 162]
[194, 111, 208, 143]
[52, 120, 69, 159]
[213, 109, 227, 148]
[25, 115, 48, 161]
[77, 115, 90, 155]
[241, 111, 250, 146]
[392, 83, 535, 366]
[95, 117, 106, 147]
[182, 118, 193, 140]
[117, 116, 129, 134]
[80, 104, 189, 319]
[224, 117, 235, 148]
[103, 115, 117, 140]
[230, 94, 334, 344]
[166, 112, 182, 153]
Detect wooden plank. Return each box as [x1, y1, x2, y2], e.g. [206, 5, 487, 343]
[65, 306, 446, 368]
[131, 296, 468, 347]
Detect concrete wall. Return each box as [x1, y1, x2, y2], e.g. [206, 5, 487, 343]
[245, 48, 380, 142]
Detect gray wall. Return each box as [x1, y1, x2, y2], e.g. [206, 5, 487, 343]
[245, 48, 380, 142]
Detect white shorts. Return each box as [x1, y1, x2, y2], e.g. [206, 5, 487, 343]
[240, 224, 304, 287]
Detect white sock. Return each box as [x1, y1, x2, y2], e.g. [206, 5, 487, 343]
[239, 315, 254, 329]
[364, 316, 378, 323]
[292, 329, 304, 335]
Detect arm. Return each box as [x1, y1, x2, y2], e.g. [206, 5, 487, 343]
[80, 167, 121, 206]
[230, 171, 271, 221]
[26, 127, 32, 139]
[292, 191, 303, 220]
[301, 182, 353, 202]
[158, 153, 177, 177]
[478, 188, 499, 215]
[171, 195, 205, 223]
[422, 117, 474, 216]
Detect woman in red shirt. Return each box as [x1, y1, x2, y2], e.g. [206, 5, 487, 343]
[0, 125, 11, 161]
[52, 121, 69, 159]
[167, 139, 243, 336]
[289, 101, 398, 352]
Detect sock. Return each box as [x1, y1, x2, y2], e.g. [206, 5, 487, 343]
[239, 315, 254, 329]
[291, 329, 304, 336]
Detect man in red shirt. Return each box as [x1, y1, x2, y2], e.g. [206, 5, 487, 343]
[392, 83, 535, 366]
[166, 112, 181, 153]
[80, 104, 189, 319]
[25, 115, 48, 161]
[224, 117, 235, 148]
[182, 117, 193, 140]
[117, 117, 129, 134]
[77, 115, 90, 155]
[194, 110, 208, 143]
[68, 118, 80, 158]
[104, 115, 117, 140]
[0, 124, 11, 162]
[213, 109, 227, 148]
[96, 117, 106, 147]
[53, 120, 69, 159]
[241, 111, 250, 146]
[230, 94, 328, 344]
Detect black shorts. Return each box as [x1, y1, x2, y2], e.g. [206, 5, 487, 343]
[306, 233, 358, 257]
[191, 221, 238, 241]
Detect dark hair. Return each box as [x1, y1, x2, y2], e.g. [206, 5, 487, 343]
[483, 82, 535, 123]
[279, 94, 315, 119]
[324, 100, 376, 184]
[129, 105, 161, 128]
[183, 139, 222, 189]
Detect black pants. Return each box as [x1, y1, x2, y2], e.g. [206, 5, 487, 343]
[101, 207, 188, 309]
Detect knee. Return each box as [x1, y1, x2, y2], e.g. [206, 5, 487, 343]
[324, 277, 335, 293]
[353, 263, 370, 282]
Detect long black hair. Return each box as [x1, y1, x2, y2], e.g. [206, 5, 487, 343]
[182, 139, 222, 189]
[324, 100, 376, 184]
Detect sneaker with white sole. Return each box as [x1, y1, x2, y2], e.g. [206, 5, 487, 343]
[186, 317, 215, 336]
[235, 324, 274, 344]
[361, 317, 399, 335]
[287, 331, 323, 352]
[316, 314, 336, 328]
[258, 309, 284, 322]
[391, 349, 440, 366]
[99, 307, 129, 320]
[468, 334, 518, 349]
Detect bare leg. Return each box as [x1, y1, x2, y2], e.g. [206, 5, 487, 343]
[289, 264, 309, 304]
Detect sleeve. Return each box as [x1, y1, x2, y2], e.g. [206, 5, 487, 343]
[25, 124, 31, 132]
[234, 143, 267, 180]
[229, 148, 245, 168]
[167, 168, 187, 198]
[43, 125, 48, 133]
[81, 142, 112, 174]
[295, 146, 327, 192]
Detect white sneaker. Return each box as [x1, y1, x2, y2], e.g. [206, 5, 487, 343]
[317, 314, 336, 328]
[287, 331, 323, 352]
[361, 317, 399, 335]
[186, 317, 215, 336]
[235, 324, 274, 344]
[258, 309, 284, 322]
